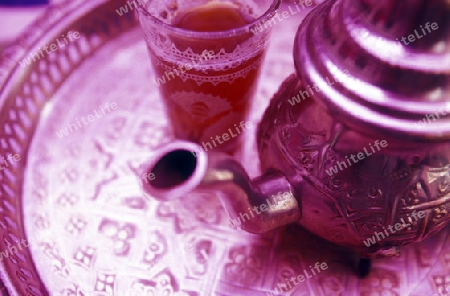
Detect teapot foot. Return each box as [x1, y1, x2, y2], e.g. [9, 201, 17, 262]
[355, 258, 372, 278]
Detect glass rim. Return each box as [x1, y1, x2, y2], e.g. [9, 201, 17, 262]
[137, 0, 282, 38]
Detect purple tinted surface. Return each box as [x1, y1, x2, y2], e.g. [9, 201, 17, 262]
[0, 0, 48, 6]
[0, 0, 449, 295]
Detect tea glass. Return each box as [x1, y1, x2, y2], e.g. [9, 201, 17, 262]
[137, 0, 282, 154]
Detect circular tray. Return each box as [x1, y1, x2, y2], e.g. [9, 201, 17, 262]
[0, 0, 449, 295]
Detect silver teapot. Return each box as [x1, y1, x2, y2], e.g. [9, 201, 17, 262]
[142, 0, 450, 274]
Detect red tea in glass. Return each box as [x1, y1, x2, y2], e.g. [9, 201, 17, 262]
[138, 0, 281, 153]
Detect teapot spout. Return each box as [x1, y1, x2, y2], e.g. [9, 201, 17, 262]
[142, 141, 301, 233]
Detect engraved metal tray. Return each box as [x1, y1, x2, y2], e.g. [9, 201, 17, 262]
[0, 0, 449, 295]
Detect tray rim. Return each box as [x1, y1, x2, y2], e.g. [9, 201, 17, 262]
[0, 0, 138, 294]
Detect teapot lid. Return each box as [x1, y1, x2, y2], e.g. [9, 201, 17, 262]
[294, 0, 450, 140]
